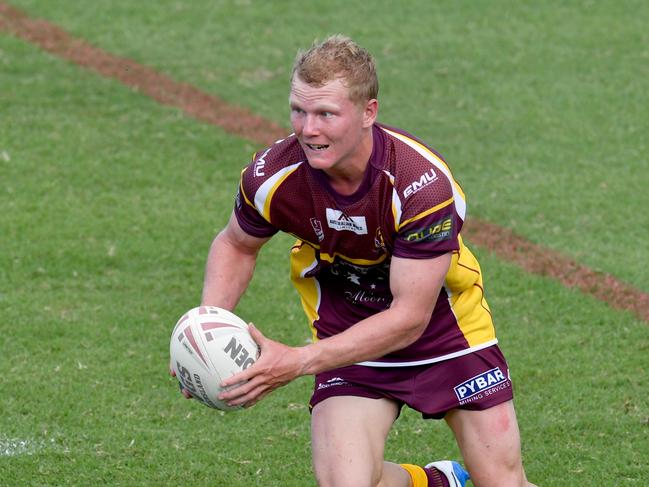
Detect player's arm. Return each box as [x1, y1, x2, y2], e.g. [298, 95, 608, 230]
[201, 211, 271, 309]
[300, 252, 452, 371]
[171, 211, 269, 397]
[219, 251, 451, 407]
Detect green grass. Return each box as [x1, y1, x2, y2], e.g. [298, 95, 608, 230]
[7, 0, 649, 291]
[1, 1, 648, 485]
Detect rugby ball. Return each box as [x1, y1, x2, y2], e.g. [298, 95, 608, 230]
[170, 306, 259, 411]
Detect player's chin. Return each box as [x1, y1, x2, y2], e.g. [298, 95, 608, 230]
[304, 152, 336, 171]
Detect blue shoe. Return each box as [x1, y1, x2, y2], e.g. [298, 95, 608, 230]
[425, 460, 471, 487]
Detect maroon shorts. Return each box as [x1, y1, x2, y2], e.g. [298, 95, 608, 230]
[310, 345, 513, 419]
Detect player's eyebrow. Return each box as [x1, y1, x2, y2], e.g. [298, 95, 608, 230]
[289, 99, 339, 114]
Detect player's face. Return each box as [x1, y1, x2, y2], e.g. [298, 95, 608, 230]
[289, 76, 377, 176]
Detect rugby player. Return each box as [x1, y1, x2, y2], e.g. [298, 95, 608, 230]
[193, 35, 536, 487]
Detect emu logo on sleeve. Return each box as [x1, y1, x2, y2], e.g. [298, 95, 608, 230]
[403, 168, 438, 198]
[325, 208, 368, 235]
[254, 147, 272, 177]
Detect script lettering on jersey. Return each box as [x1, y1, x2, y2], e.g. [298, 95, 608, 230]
[325, 208, 368, 235]
[224, 336, 256, 369]
[254, 148, 272, 177]
[403, 168, 438, 198]
[344, 289, 392, 308]
[454, 367, 509, 404]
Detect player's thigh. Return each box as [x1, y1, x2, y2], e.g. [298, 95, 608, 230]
[445, 400, 528, 486]
[311, 395, 400, 487]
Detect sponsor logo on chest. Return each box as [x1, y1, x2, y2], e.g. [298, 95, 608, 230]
[325, 208, 368, 235]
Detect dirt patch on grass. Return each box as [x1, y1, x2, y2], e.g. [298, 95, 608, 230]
[2, 2, 646, 323]
[463, 219, 649, 322]
[0, 2, 286, 147]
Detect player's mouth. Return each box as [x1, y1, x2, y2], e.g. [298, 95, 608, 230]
[306, 143, 329, 151]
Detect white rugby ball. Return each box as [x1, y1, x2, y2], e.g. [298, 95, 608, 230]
[170, 306, 259, 411]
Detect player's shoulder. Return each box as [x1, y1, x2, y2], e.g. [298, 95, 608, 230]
[246, 134, 304, 180]
[378, 123, 448, 170]
[377, 123, 455, 199]
[240, 134, 306, 199]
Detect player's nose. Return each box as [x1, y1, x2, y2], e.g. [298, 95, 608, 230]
[302, 114, 320, 137]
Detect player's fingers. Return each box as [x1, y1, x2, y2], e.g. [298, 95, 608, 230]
[233, 383, 269, 408]
[221, 372, 271, 404]
[220, 373, 248, 390]
[247, 323, 265, 345]
[178, 383, 193, 399]
[219, 374, 258, 401]
[219, 360, 260, 388]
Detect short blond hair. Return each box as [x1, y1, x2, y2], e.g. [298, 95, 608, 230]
[291, 35, 379, 105]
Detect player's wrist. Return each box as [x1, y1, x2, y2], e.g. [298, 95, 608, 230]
[298, 342, 322, 376]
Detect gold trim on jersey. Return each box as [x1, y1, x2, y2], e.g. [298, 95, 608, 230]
[382, 170, 402, 233]
[239, 167, 256, 209]
[381, 127, 467, 222]
[254, 161, 304, 222]
[285, 233, 389, 267]
[397, 196, 455, 230]
[319, 250, 388, 266]
[445, 235, 495, 346]
[289, 240, 320, 342]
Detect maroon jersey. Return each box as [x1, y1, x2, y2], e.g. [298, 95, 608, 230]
[235, 123, 497, 366]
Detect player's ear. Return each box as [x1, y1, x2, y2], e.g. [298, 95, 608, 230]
[362, 99, 378, 128]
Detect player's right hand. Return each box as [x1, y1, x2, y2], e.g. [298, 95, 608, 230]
[218, 323, 305, 408]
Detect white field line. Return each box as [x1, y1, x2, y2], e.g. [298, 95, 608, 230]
[0, 436, 56, 457]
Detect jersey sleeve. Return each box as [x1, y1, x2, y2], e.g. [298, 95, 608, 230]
[233, 166, 279, 238]
[392, 173, 460, 259]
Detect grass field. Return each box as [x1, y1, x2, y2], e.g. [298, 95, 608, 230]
[1, 1, 648, 485]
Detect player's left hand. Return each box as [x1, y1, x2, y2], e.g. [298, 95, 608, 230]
[218, 323, 307, 408]
[170, 360, 193, 399]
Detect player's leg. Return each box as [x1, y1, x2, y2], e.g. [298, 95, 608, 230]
[445, 400, 536, 487]
[311, 395, 410, 487]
